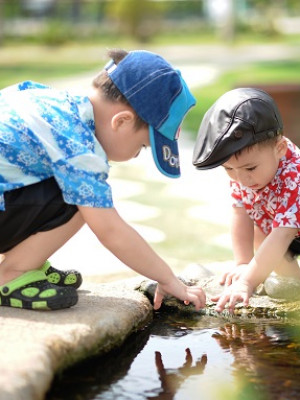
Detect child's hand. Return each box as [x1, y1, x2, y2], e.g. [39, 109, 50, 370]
[219, 264, 249, 286]
[211, 278, 254, 313]
[153, 277, 206, 311]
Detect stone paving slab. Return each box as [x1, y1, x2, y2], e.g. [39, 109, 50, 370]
[0, 280, 152, 400]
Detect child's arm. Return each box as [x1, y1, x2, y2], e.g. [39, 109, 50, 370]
[212, 226, 298, 313]
[220, 206, 254, 286]
[78, 206, 206, 310]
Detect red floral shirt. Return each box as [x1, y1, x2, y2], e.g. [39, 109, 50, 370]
[230, 138, 300, 237]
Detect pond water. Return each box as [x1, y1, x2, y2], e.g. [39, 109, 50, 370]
[47, 312, 300, 400]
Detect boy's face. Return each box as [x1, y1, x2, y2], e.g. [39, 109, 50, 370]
[107, 123, 150, 162]
[222, 139, 287, 190]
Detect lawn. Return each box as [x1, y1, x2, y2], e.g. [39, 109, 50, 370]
[1, 42, 299, 137]
[185, 60, 300, 138]
[109, 161, 233, 273]
[0, 44, 106, 89]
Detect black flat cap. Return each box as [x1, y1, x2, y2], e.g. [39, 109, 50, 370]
[192, 87, 283, 170]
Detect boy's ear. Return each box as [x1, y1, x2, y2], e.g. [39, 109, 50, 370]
[276, 137, 288, 158]
[111, 110, 135, 131]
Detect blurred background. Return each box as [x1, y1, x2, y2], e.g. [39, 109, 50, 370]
[1, 0, 300, 277]
[1, 0, 300, 141]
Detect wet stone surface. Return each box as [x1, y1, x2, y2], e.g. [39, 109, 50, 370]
[136, 264, 300, 320]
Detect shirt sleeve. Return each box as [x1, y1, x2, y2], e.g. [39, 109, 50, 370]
[53, 155, 113, 208]
[33, 89, 114, 208]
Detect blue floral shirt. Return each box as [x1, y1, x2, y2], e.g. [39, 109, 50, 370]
[0, 81, 113, 211]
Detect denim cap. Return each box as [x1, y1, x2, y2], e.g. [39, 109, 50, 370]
[193, 87, 283, 170]
[105, 50, 196, 178]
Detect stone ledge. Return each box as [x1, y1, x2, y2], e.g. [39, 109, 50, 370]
[0, 280, 152, 400]
[3, 262, 300, 400]
[137, 263, 300, 319]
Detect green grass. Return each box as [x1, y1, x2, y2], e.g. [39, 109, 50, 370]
[0, 44, 106, 89]
[2, 42, 298, 135]
[151, 31, 300, 46]
[132, 182, 232, 263]
[183, 60, 300, 137]
[0, 34, 300, 90]
[0, 62, 102, 89]
[110, 164, 233, 271]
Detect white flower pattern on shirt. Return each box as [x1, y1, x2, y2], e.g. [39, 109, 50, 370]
[231, 138, 300, 237]
[0, 81, 113, 211]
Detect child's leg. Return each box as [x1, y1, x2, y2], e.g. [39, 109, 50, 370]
[254, 225, 300, 279]
[0, 212, 84, 286]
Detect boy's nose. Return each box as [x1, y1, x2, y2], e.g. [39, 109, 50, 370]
[236, 171, 252, 187]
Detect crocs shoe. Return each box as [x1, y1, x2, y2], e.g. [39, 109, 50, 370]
[40, 260, 83, 289]
[0, 270, 78, 310]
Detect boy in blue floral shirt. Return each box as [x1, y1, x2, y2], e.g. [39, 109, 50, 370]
[0, 49, 206, 311]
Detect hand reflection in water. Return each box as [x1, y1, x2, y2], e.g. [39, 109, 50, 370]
[212, 323, 270, 372]
[150, 348, 207, 400]
[211, 322, 296, 396]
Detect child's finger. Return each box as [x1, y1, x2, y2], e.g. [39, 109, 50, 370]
[225, 274, 233, 286]
[187, 291, 206, 310]
[153, 287, 164, 310]
[210, 294, 221, 302]
[228, 297, 238, 313]
[219, 273, 227, 285]
[228, 293, 246, 313]
[242, 294, 249, 307]
[215, 294, 231, 312]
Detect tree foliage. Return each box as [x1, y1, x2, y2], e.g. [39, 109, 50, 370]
[105, 0, 167, 42]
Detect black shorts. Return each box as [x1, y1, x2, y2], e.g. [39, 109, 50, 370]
[289, 236, 300, 257]
[0, 178, 78, 252]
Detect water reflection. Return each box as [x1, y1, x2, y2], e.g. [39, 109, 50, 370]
[47, 313, 300, 400]
[212, 321, 300, 400]
[47, 324, 152, 400]
[151, 349, 207, 400]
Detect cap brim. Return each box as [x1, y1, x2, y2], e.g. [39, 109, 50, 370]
[149, 126, 180, 178]
[194, 153, 232, 170]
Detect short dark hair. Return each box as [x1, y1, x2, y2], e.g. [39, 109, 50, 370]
[92, 49, 147, 130]
[233, 134, 282, 160]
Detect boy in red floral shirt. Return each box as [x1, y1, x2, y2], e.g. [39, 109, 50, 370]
[193, 87, 300, 313]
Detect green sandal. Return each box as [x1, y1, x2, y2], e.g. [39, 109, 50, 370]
[0, 270, 78, 311]
[40, 260, 83, 289]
